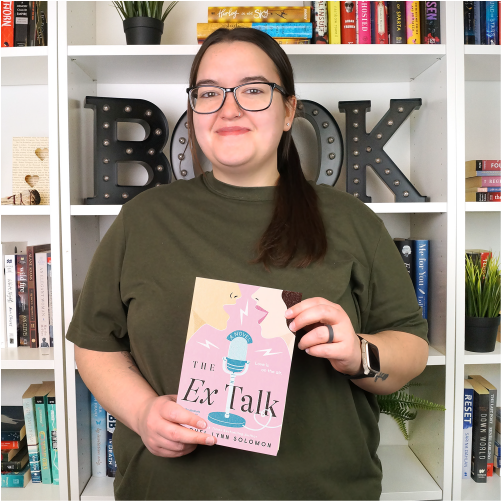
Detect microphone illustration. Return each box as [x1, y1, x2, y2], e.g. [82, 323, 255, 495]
[208, 330, 253, 428]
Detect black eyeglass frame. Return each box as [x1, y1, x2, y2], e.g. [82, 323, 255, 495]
[186, 82, 288, 114]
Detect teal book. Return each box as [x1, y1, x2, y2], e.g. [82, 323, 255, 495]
[34, 381, 53, 484]
[22, 383, 42, 483]
[1, 463, 31, 488]
[46, 388, 58, 485]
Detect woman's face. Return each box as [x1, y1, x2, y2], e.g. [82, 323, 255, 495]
[251, 287, 289, 338]
[193, 41, 295, 185]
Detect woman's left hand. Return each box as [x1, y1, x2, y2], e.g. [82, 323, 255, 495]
[285, 297, 363, 376]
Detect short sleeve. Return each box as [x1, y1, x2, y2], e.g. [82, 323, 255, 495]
[65, 210, 130, 352]
[361, 222, 429, 344]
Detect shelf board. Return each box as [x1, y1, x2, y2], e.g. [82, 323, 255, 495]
[460, 474, 500, 501]
[366, 202, 447, 214]
[68, 45, 445, 84]
[1, 47, 48, 86]
[464, 46, 501, 82]
[0, 479, 59, 500]
[427, 345, 446, 366]
[1, 347, 54, 369]
[465, 202, 501, 213]
[80, 445, 441, 501]
[464, 341, 501, 365]
[0, 206, 51, 216]
[71, 205, 122, 216]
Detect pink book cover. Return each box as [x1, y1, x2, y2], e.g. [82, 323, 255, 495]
[357, 1, 371, 43]
[177, 277, 302, 456]
[406, 1, 420, 44]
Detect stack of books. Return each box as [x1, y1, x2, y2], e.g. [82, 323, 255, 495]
[90, 393, 117, 478]
[464, 1, 500, 45]
[0, 1, 48, 47]
[197, 6, 312, 44]
[2, 242, 53, 349]
[465, 160, 501, 202]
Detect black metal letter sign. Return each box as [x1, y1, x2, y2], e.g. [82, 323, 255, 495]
[338, 99, 428, 203]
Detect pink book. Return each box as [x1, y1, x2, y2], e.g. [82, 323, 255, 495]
[177, 277, 302, 456]
[357, 1, 371, 43]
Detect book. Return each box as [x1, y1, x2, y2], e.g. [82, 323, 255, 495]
[474, 1, 487, 44]
[90, 393, 106, 477]
[208, 6, 310, 23]
[485, 1, 499, 44]
[1, 437, 26, 450]
[356, 1, 371, 43]
[35, 381, 53, 484]
[372, 1, 388, 44]
[465, 249, 491, 271]
[420, 1, 441, 43]
[15, 255, 29, 346]
[196, 22, 312, 39]
[466, 192, 501, 202]
[312, 1, 328, 43]
[465, 176, 501, 189]
[106, 413, 117, 477]
[4, 254, 17, 348]
[388, 1, 406, 43]
[1, 448, 19, 461]
[413, 240, 429, 320]
[1, 463, 31, 488]
[274, 38, 310, 44]
[340, 0, 356, 44]
[406, 1, 420, 44]
[35, 251, 50, 350]
[14, 1, 29, 46]
[463, 380, 474, 479]
[46, 388, 58, 485]
[466, 187, 501, 193]
[1, 447, 28, 471]
[393, 238, 413, 278]
[327, 1, 340, 44]
[464, 1, 475, 44]
[1, 407, 26, 442]
[466, 160, 501, 176]
[35, 1, 48, 46]
[177, 278, 302, 456]
[469, 378, 490, 483]
[1, 1, 14, 47]
[22, 384, 41, 484]
[470, 375, 497, 477]
[28, 0, 36, 45]
[47, 253, 53, 347]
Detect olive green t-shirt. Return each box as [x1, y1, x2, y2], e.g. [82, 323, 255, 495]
[66, 171, 428, 500]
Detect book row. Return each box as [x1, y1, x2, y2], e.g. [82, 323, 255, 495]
[2, 242, 53, 349]
[1, 1, 48, 47]
[463, 375, 500, 482]
[464, 1, 501, 45]
[1, 381, 58, 488]
[465, 160, 501, 203]
[90, 393, 117, 478]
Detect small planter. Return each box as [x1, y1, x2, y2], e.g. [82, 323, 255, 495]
[123, 17, 164, 45]
[464, 315, 500, 353]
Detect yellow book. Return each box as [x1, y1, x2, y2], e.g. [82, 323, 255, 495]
[208, 6, 310, 23]
[197, 23, 253, 39]
[406, 1, 420, 44]
[328, 2, 341, 44]
[274, 38, 310, 44]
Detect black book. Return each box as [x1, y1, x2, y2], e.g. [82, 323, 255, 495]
[28, 1, 36, 45]
[1, 446, 28, 471]
[420, 1, 441, 44]
[1, 407, 26, 442]
[388, 1, 406, 44]
[464, 1, 475, 44]
[394, 238, 413, 281]
[469, 379, 489, 483]
[14, 1, 30, 46]
[35, 1, 48, 46]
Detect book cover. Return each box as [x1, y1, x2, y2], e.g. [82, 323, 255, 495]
[46, 388, 58, 485]
[196, 22, 312, 39]
[420, 1, 441, 43]
[35, 381, 53, 484]
[485, 1, 499, 44]
[22, 383, 41, 484]
[312, 1, 328, 43]
[177, 278, 302, 456]
[406, 1, 420, 44]
[1, 437, 26, 450]
[106, 413, 117, 477]
[27, 444, 41, 483]
[388, 1, 406, 43]
[463, 380, 474, 479]
[470, 378, 490, 482]
[465, 176, 501, 188]
[356, 1, 371, 43]
[340, 0, 356, 44]
[372, 1, 388, 44]
[474, 1, 487, 44]
[470, 375, 497, 477]
[1, 1, 14, 47]
[1, 407, 26, 442]
[4, 254, 18, 347]
[393, 238, 413, 280]
[466, 160, 501, 174]
[47, 253, 53, 347]
[35, 251, 50, 350]
[35, 1, 47, 46]
[15, 254, 29, 347]
[14, 1, 29, 46]
[413, 240, 429, 320]
[466, 192, 501, 202]
[327, 1, 340, 44]
[90, 393, 107, 477]
[464, 1, 475, 44]
[208, 6, 310, 23]
[1, 447, 28, 471]
[1, 463, 31, 488]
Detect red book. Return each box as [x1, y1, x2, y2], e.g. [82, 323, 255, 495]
[373, 1, 388, 43]
[1, 439, 25, 450]
[466, 249, 492, 272]
[1, 1, 14, 47]
[357, 1, 371, 43]
[340, 0, 356, 44]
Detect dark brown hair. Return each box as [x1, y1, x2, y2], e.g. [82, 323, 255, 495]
[187, 28, 327, 269]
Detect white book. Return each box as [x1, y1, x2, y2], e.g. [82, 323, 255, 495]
[47, 253, 53, 347]
[4, 254, 18, 347]
[22, 383, 42, 445]
[35, 251, 50, 348]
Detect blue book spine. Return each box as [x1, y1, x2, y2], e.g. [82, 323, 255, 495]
[35, 395, 52, 484]
[47, 394, 58, 486]
[464, 2, 475, 43]
[371, 2, 376, 44]
[494, 441, 501, 456]
[251, 22, 313, 38]
[106, 413, 117, 477]
[413, 240, 429, 319]
[90, 394, 107, 477]
[485, 1, 499, 44]
[1, 464, 31, 487]
[474, 1, 486, 44]
[28, 444, 41, 483]
[463, 381, 474, 479]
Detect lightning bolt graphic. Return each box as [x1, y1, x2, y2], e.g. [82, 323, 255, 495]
[255, 348, 282, 356]
[240, 300, 249, 325]
[198, 340, 219, 349]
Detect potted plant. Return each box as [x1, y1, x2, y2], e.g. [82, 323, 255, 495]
[465, 252, 501, 352]
[113, 1, 178, 45]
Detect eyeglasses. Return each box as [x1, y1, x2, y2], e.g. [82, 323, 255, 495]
[186, 82, 287, 114]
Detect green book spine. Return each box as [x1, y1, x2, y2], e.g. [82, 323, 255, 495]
[46, 393, 58, 485]
[35, 395, 52, 484]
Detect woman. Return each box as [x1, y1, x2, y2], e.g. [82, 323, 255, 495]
[67, 28, 428, 500]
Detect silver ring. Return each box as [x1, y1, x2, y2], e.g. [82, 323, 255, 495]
[325, 324, 334, 343]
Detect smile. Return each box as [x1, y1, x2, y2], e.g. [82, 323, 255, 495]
[255, 305, 269, 324]
[217, 127, 250, 136]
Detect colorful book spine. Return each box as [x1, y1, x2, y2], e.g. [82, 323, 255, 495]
[1, 1, 14, 47]
[196, 22, 312, 38]
[463, 380, 474, 479]
[27, 246, 38, 347]
[22, 383, 41, 483]
[357, 1, 371, 43]
[14, 1, 29, 46]
[1, 438, 26, 450]
[465, 176, 501, 188]
[274, 38, 310, 44]
[208, 6, 310, 23]
[374, 1, 388, 44]
[91, 393, 107, 477]
[466, 192, 501, 202]
[35, 386, 52, 484]
[464, 1, 475, 44]
[1, 447, 28, 471]
[106, 413, 117, 477]
[35, 0, 48, 46]
[340, 0, 356, 43]
[406, 1, 420, 44]
[388, 1, 406, 43]
[485, 1, 499, 44]
[393, 238, 413, 278]
[16, 255, 29, 346]
[47, 253, 53, 347]
[4, 254, 17, 347]
[1, 463, 31, 488]
[474, 1, 487, 44]
[35, 251, 50, 349]
[47, 390, 58, 485]
[312, 1, 328, 43]
[28, 0, 36, 45]
[467, 187, 501, 192]
[420, 1, 441, 43]
[328, 1, 340, 43]
[470, 379, 490, 483]
[413, 240, 429, 320]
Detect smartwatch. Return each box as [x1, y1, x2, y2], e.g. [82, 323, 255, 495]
[340, 335, 389, 381]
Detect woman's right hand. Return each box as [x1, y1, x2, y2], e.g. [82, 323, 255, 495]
[137, 394, 217, 458]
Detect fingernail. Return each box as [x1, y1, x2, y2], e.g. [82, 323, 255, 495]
[285, 309, 293, 317]
[289, 321, 296, 332]
[206, 437, 215, 445]
[197, 420, 206, 429]
[305, 348, 310, 354]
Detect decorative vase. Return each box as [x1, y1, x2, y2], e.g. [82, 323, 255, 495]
[464, 315, 500, 353]
[123, 17, 164, 45]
